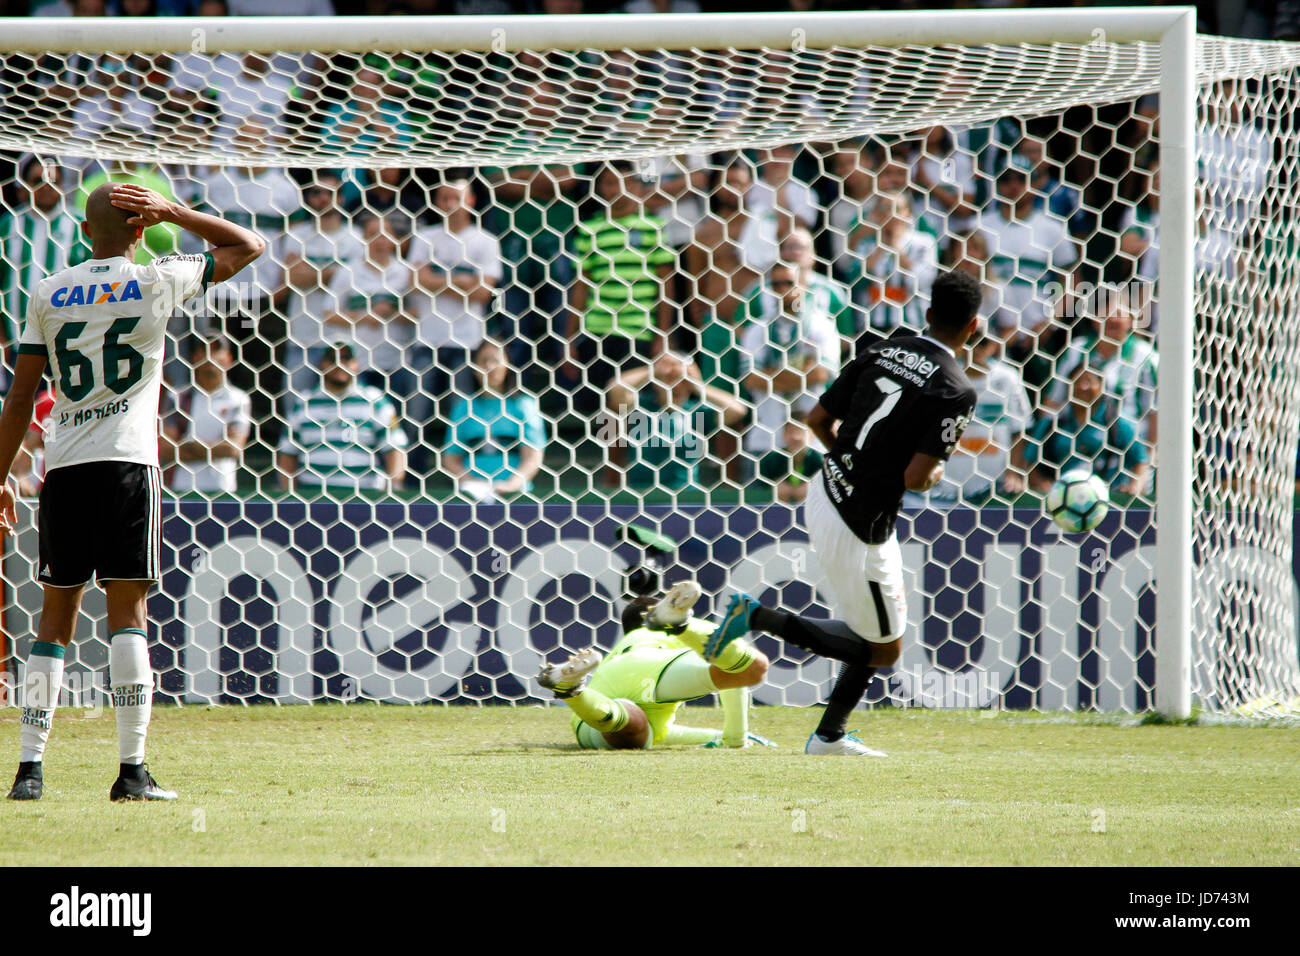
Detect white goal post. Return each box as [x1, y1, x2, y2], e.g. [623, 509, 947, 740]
[0, 8, 1295, 719]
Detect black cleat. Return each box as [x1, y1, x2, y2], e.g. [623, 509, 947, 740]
[109, 763, 177, 802]
[7, 761, 43, 801]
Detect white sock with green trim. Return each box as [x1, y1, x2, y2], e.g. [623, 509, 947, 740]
[109, 628, 152, 765]
[19, 642, 65, 763]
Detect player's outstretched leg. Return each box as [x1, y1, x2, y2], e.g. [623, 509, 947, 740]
[718, 593, 897, 756]
[539, 649, 651, 750]
[105, 582, 176, 802]
[722, 592, 897, 668]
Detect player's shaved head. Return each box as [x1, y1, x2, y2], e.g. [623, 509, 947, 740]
[84, 182, 138, 243]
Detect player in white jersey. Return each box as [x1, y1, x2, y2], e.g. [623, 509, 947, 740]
[0, 182, 264, 802]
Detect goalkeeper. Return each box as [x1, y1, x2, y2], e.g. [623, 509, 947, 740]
[538, 582, 771, 749]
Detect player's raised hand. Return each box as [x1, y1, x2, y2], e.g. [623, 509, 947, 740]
[0, 482, 17, 535]
[109, 183, 177, 227]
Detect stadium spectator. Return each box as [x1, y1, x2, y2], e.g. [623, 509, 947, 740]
[278, 343, 408, 494]
[410, 179, 502, 433]
[565, 162, 676, 411]
[1016, 134, 1085, 233]
[1, 158, 79, 375]
[325, 213, 418, 415]
[341, 167, 429, 227]
[741, 227, 856, 354]
[694, 228, 844, 474]
[192, 53, 295, 148]
[824, 142, 876, 282]
[947, 228, 1016, 338]
[977, 153, 1079, 337]
[1049, 296, 1159, 442]
[281, 173, 363, 397]
[443, 341, 546, 500]
[1013, 362, 1151, 497]
[162, 336, 251, 496]
[484, 130, 583, 388]
[760, 417, 824, 504]
[740, 258, 841, 460]
[910, 125, 978, 238]
[9, 388, 55, 498]
[685, 158, 779, 330]
[195, 123, 298, 445]
[940, 332, 1033, 502]
[1118, 160, 1159, 283]
[322, 67, 415, 156]
[748, 144, 819, 235]
[872, 146, 913, 202]
[605, 350, 746, 492]
[156, 84, 223, 162]
[635, 130, 710, 250]
[847, 189, 940, 334]
[70, 60, 158, 144]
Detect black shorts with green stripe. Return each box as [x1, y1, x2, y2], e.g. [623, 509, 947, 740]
[37, 461, 162, 587]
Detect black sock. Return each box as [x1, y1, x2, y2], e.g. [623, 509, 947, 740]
[816, 663, 877, 740]
[750, 607, 875, 666]
[120, 762, 143, 780]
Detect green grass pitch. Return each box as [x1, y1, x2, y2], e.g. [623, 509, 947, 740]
[2, 705, 1297, 866]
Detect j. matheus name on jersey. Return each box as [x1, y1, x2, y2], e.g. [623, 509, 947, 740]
[818, 332, 977, 544]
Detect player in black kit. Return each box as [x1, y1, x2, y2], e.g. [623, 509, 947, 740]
[710, 269, 983, 755]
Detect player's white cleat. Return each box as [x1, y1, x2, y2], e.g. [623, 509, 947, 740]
[644, 581, 702, 630]
[804, 731, 887, 757]
[537, 648, 603, 699]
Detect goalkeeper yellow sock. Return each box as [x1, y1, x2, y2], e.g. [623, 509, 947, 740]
[720, 686, 749, 746]
[660, 724, 718, 746]
[563, 688, 629, 733]
[676, 619, 757, 673]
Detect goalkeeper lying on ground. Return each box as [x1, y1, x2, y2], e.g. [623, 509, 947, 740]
[538, 582, 772, 749]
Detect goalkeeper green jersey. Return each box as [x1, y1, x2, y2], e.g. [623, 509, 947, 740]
[570, 618, 718, 746]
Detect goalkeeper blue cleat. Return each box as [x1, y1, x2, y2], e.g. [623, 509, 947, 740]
[706, 593, 759, 661]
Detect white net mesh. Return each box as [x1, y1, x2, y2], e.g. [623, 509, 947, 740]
[0, 22, 1298, 715]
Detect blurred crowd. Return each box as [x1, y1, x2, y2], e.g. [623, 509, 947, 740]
[0, 0, 1290, 503]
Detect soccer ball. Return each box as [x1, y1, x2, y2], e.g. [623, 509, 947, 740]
[1045, 469, 1110, 533]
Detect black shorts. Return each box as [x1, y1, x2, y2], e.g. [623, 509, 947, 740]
[37, 461, 163, 588]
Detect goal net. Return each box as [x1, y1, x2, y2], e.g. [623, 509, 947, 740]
[0, 11, 1297, 717]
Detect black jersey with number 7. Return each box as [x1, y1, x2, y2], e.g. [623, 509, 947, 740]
[816, 332, 978, 544]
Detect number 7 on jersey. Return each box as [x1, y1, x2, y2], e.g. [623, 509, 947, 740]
[855, 376, 902, 449]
